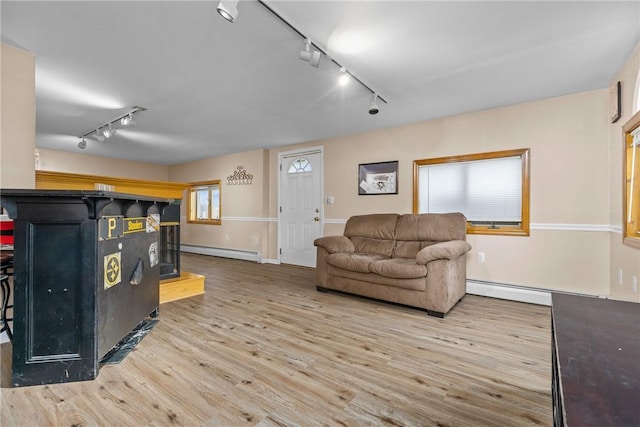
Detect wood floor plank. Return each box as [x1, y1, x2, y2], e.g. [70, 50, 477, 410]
[1, 253, 552, 426]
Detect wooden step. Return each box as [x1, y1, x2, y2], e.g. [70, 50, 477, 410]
[159, 271, 205, 304]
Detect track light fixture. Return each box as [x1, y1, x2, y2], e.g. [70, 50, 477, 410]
[78, 106, 145, 149]
[338, 67, 350, 86]
[299, 39, 321, 68]
[217, 0, 239, 23]
[95, 129, 106, 143]
[103, 123, 116, 139]
[368, 93, 380, 115]
[121, 113, 135, 127]
[256, 0, 387, 114]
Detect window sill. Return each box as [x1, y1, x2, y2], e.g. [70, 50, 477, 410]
[467, 225, 529, 236]
[187, 219, 221, 226]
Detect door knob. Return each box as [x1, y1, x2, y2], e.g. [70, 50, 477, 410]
[314, 216, 320, 222]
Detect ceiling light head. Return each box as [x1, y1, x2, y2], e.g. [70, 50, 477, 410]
[121, 113, 135, 127]
[299, 39, 321, 68]
[369, 93, 380, 115]
[103, 123, 116, 139]
[308, 51, 321, 68]
[95, 129, 106, 142]
[217, 0, 238, 23]
[77, 137, 87, 149]
[338, 67, 350, 86]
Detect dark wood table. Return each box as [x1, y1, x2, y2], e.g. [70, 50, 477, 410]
[551, 293, 640, 426]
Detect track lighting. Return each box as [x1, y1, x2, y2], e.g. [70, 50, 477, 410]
[256, 0, 388, 115]
[299, 39, 321, 68]
[217, 0, 239, 23]
[78, 106, 145, 149]
[368, 93, 380, 115]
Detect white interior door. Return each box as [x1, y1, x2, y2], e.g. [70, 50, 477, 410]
[280, 150, 322, 267]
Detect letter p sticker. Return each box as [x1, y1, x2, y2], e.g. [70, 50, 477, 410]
[98, 216, 123, 241]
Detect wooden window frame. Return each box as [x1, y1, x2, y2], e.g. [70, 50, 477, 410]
[187, 180, 222, 225]
[413, 148, 530, 236]
[622, 111, 640, 249]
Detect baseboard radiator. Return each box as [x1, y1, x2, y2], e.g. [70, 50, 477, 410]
[466, 280, 552, 306]
[181, 245, 261, 263]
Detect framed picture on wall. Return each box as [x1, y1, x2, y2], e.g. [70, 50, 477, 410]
[610, 81, 621, 123]
[358, 160, 398, 195]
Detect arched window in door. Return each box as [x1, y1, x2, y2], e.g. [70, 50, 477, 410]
[288, 158, 312, 174]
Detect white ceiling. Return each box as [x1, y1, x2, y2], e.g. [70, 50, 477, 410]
[2, 1, 639, 165]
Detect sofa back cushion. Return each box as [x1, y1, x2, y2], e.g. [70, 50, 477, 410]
[344, 213, 399, 257]
[393, 213, 467, 258]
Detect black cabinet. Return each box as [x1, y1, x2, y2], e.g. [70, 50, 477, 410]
[551, 293, 640, 426]
[0, 190, 174, 387]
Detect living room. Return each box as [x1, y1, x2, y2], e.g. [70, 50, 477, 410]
[1, 1, 639, 425]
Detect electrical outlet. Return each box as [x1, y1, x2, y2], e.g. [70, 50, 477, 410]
[477, 252, 485, 263]
[632, 276, 638, 293]
[618, 268, 623, 285]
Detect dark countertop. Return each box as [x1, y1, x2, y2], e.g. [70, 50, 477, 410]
[552, 293, 640, 426]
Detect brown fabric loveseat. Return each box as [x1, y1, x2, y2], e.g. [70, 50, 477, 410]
[313, 213, 471, 317]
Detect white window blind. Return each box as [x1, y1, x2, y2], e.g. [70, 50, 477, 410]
[418, 156, 522, 223]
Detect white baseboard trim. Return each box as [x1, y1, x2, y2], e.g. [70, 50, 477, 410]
[181, 245, 261, 263]
[261, 258, 280, 265]
[466, 280, 552, 306]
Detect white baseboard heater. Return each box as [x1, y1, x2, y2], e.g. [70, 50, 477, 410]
[466, 280, 552, 306]
[181, 245, 261, 263]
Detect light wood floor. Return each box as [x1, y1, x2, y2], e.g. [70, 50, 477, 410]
[1, 253, 552, 426]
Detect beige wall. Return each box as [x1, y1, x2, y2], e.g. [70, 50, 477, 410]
[37, 147, 169, 181]
[169, 149, 271, 258]
[268, 90, 612, 295]
[1, 44, 35, 188]
[608, 44, 640, 302]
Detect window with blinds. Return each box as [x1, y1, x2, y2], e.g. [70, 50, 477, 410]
[413, 149, 530, 236]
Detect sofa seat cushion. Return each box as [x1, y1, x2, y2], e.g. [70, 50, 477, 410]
[368, 258, 428, 279]
[327, 266, 426, 291]
[326, 253, 388, 273]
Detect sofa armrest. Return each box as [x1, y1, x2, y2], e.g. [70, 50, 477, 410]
[416, 240, 471, 264]
[313, 236, 355, 254]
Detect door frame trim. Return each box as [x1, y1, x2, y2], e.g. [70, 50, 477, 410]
[277, 146, 324, 265]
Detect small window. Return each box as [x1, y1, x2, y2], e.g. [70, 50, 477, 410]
[623, 111, 640, 248]
[187, 180, 221, 225]
[288, 158, 312, 173]
[413, 149, 530, 236]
